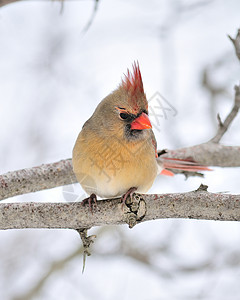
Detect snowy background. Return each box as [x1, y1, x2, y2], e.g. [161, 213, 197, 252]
[0, 0, 240, 299]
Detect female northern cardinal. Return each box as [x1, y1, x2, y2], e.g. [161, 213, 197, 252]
[72, 62, 209, 206]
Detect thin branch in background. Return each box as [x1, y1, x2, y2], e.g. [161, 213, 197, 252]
[13, 246, 83, 300]
[208, 29, 240, 143]
[82, 0, 100, 33]
[210, 83, 240, 143]
[59, 0, 64, 14]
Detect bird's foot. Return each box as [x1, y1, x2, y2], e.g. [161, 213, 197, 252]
[82, 193, 97, 214]
[121, 187, 137, 209]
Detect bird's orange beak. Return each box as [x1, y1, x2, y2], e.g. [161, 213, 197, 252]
[131, 112, 152, 130]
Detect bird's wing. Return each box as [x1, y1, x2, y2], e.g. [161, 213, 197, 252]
[150, 130, 158, 158]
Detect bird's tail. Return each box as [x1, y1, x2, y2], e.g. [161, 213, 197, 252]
[157, 157, 211, 176]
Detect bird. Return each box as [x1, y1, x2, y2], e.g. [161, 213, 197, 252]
[72, 62, 210, 209]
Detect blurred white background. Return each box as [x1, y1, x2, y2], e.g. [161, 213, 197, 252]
[0, 0, 240, 299]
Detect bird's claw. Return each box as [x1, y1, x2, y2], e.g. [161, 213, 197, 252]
[121, 187, 137, 209]
[82, 193, 97, 214]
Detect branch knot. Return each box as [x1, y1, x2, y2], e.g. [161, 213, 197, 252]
[124, 193, 147, 228]
[195, 184, 208, 192]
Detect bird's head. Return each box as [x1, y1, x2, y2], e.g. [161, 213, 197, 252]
[88, 62, 152, 141]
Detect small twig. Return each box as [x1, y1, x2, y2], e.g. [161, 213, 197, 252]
[210, 84, 240, 143]
[216, 113, 223, 127]
[76, 228, 96, 273]
[228, 29, 240, 62]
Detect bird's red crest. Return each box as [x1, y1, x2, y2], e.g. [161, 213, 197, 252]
[121, 61, 148, 113]
[122, 61, 144, 94]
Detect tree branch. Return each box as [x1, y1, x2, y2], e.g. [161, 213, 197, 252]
[160, 143, 240, 167]
[1, 189, 240, 230]
[0, 159, 76, 201]
[82, 0, 99, 33]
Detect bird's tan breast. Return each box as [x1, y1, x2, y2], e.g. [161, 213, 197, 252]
[72, 129, 157, 198]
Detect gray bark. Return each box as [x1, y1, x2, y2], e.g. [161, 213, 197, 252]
[1, 188, 240, 230]
[0, 159, 76, 201]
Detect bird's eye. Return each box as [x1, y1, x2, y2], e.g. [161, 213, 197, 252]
[119, 113, 129, 120]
